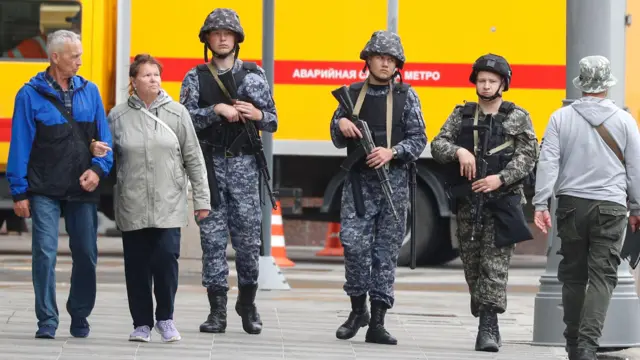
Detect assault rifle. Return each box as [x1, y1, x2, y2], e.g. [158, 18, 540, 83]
[469, 117, 493, 242]
[331, 85, 399, 222]
[211, 66, 278, 210]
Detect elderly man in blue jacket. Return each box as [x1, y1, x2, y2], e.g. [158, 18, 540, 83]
[7, 29, 113, 340]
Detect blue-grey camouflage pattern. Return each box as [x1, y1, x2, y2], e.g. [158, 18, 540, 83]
[330, 84, 427, 308]
[572, 55, 617, 94]
[199, 8, 245, 43]
[180, 59, 277, 133]
[330, 86, 426, 163]
[197, 155, 261, 292]
[179, 59, 277, 292]
[360, 30, 406, 68]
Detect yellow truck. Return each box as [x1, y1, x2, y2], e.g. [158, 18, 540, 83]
[1, 0, 639, 264]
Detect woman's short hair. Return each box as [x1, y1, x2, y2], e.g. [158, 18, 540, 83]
[128, 54, 163, 95]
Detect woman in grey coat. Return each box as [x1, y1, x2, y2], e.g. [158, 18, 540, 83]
[107, 54, 210, 343]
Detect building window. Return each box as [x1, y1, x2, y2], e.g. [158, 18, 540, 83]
[0, 0, 81, 61]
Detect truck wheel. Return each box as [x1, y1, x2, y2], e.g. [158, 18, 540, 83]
[397, 182, 457, 267]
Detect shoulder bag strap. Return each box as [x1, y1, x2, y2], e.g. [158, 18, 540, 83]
[139, 107, 180, 145]
[595, 124, 625, 164]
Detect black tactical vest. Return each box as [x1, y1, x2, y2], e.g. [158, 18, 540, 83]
[455, 101, 516, 179]
[195, 61, 260, 154]
[345, 82, 409, 169]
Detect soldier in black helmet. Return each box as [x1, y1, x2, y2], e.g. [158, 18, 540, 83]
[430, 54, 539, 352]
[179, 8, 278, 336]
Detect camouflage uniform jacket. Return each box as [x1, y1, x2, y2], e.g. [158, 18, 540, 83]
[431, 102, 539, 202]
[179, 59, 277, 134]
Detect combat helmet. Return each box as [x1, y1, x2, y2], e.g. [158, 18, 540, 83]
[199, 8, 245, 44]
[199, 8, 245, 62]
[469, 53, 512, 91]
[360, 30, 406, 69]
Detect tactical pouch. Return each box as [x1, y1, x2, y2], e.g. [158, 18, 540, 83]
[488, 194, 533, 248]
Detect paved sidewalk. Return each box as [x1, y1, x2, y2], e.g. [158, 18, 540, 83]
[0, 281, 572, 360]
[0, 234, 549, 268]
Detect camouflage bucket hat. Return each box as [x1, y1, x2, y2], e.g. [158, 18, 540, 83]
[359, 30, 406, 68]
[199, 8, 245, 44]
[572, 55, 617, 93]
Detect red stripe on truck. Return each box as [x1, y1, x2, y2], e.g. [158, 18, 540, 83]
[155, 57, 566, 90]
[0, 118, 11, 142]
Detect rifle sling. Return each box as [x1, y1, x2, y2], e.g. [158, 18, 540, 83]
[205, 62, 255, 155]
[206, 62, 234, 103]
[352, 78, 394, 157]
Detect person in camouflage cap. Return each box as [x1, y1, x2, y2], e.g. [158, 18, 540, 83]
[534, 54, 640, 360]
[330, 29, 427, 345]
[572, 55, 617, 94]
[431, 53, 539, 353]
[198, 8, 245, 62]
[180, 8, 278, 337]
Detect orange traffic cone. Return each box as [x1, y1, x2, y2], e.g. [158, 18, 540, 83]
[271, 201, 295, 267]
[316, 222, 344, 256]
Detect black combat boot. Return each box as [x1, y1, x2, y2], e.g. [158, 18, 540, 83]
[336, 294, 370, 340]
[489, 312, 501, 347]
[235, 284, 262, 334]
[475, 311, 499, 352]
[199, 289, 227, 333]
[364, 301, 397, 345]
[574, 348, 597, 360]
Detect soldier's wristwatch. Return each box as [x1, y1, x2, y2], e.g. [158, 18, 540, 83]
[498, 174, 505, 185]
[391, 147, 398, 159]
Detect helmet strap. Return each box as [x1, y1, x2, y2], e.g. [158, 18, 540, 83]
[363, 62, 400, 83]
[203, 41, 239, 62]
[476, 79, 505, 101]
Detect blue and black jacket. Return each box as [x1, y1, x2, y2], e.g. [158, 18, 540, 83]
[7, 71, 113, 203]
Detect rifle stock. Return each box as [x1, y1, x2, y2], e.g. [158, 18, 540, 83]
[331, 85, 400, 222]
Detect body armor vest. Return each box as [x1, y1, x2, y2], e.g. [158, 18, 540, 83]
[195, 61, 259, 154]
[345, 82, 409, 169]
[448, 101, 517, 194]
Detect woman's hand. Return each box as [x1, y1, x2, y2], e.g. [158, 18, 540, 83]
[90, 141, 112, 157]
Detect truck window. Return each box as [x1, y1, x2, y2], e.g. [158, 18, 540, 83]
[0, 0, 81, 61]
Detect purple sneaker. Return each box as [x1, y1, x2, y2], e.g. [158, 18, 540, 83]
[155, 320, 181, 342]
[129, 325, 151, 342]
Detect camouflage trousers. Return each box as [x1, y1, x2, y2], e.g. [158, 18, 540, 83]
[199, 154, 261, 293]
[340, 166, 409, 308]
[456, 202, 514, 317]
